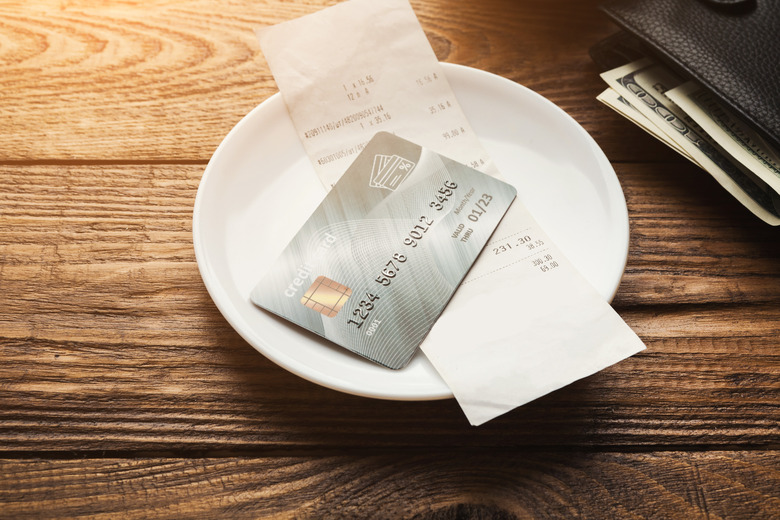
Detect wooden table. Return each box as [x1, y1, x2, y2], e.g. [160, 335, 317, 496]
[2, 0, 778, 517]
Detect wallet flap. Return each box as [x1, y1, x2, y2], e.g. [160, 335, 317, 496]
[600, 0, 780, 151]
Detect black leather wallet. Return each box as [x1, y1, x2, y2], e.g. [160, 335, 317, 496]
[592, 0, 780, 151]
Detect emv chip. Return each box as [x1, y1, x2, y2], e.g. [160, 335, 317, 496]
[300, 276, 352, 318]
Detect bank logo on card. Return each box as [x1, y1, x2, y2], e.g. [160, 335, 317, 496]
[370, 154, 415, 190]
[300, 276, 352, 318]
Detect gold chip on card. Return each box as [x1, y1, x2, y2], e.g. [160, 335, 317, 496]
[300, 276, 352, 318]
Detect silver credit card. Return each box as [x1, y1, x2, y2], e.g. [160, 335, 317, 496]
[251, 132, 516, 369]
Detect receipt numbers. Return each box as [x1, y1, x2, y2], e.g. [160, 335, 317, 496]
[491, 233, 559, 273]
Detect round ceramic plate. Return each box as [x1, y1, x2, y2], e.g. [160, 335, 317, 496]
[193, 63, 629, 401]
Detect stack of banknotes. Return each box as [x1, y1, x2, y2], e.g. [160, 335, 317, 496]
[598, 58, 780, 226]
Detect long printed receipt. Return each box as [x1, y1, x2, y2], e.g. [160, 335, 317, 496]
[256, 0, 646, 425]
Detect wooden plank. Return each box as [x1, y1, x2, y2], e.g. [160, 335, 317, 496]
[0, 452, 778, 518]
[0, 0, 673, 163]
[0, 306, 777, 450]
[2, 163, 778, 308]
[0, 327, 776, 450]
[615, 161, 780, 306]
[1, 162, 778, 449]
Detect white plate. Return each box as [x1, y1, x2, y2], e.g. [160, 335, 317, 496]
[193, 63, 629, 401]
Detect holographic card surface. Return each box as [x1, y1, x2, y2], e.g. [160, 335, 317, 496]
[251, 132, 516, 369]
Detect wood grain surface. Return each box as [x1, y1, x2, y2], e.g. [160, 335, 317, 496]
[1, 0, 778, 518]
[1, 452, 779, 519]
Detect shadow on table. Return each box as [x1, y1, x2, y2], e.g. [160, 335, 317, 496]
[216, 325, 624, 450]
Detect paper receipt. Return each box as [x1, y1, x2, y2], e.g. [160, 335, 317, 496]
[256, 0, 497, 188]
[256, 0, 646, 425]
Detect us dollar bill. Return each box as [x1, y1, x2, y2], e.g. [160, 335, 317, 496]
[666, 81, 780, 195]
[601, 59, 780, 226]
[597, 87, 695, 162]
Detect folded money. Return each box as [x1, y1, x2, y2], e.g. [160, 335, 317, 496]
[598, 58, 780, 226]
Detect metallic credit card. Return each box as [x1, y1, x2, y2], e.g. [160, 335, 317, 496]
[251, 132, 517, 369]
